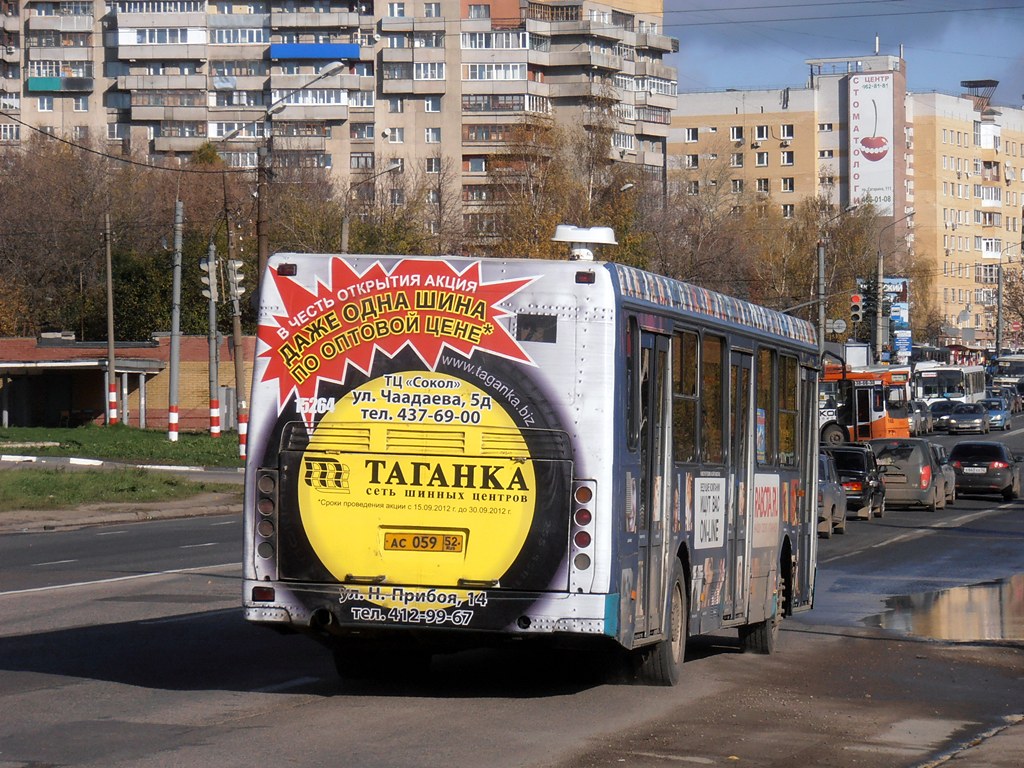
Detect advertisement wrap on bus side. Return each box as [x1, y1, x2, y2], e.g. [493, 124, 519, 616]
[254, 256, 573, 626]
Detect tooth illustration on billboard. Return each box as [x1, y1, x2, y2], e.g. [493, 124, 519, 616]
[860, 99, 889, 162]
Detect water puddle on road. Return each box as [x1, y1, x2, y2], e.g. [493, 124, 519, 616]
[866, 574, 1024, 642]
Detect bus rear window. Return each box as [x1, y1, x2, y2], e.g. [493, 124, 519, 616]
[517, 314, 557, 343]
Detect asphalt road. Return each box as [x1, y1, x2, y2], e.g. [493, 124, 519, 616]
[1, 426, 1023, 767]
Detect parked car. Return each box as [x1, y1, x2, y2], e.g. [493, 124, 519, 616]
[826, 443, 886, 520]
[929, 442, 957, 505]
[945, 402, 991, 435]
[909, 400, 933, 435]
[980, 397, 1012, 431]
[868, 437, 948, 511]
[948, 441, 1024, 500]
[929, 399, 958, 431]
[818, 451, 848, 538]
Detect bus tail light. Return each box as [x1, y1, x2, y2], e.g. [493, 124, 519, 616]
[255, 469, 280, 565]
[570, 480, 596, 592]
[251, 586, 276, 602]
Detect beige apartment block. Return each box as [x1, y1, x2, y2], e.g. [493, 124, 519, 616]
[672, 54, 911, 219]
[671, 53, 1024, 351]
[911, 83, 1024, 349]
[0, 0, 678, 232]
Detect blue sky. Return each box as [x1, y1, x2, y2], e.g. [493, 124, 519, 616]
[664, 0, 1024, 108]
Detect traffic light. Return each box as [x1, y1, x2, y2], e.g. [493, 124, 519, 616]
[850, 293, 864, 323]
[200, 258, 218, 301]
[226, 259, 245, 301]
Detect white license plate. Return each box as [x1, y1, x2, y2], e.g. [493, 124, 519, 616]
[963, 467, 986, 474]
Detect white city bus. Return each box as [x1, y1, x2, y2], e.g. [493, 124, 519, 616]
[242, 252, 819, 684]
[911, 363, 987, 405]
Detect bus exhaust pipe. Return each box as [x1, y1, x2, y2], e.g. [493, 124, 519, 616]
[311, 609, 334, 629]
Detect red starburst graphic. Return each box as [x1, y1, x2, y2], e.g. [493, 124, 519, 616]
[258, 258, 536, 416]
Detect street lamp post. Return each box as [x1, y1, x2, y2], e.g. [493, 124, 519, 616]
[817, 205, 858, 358]
[875, 209, 916, 361]
[256, 61, 346, 287]
[341, 160, 403, 253]
[995, 242, 1023, 355]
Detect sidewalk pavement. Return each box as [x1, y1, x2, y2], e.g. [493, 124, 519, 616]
[932, 715, 1024, 768]
[0, 453, 242, 534]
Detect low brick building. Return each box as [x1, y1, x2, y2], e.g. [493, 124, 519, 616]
[0, 333, 255, 432]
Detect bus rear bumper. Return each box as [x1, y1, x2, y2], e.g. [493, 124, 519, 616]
[243, 579, 619, 640]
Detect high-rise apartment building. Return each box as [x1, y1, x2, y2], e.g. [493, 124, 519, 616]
[672, 53, 1024, 351]
[0, 0, 677, 230]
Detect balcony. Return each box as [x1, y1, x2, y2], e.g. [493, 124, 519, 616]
[26, 46, 91, 62]
[270, 10, 359, 28]
[131, 104, 207, 121]
[113, 11, 206, 27]
[118, 43, 208, 61]
[153, 135, 207, 152]
[1, 44, 17, 63]
[2, 14, 18, 33]
[381, 76, 446, 95]
[26, 76, 94, 92]
[269, 42, 360, 60]
[270, 103, 349, 121]
[26, 15, 93, 32]
[269, 72, 358, 91]
[270, 134, 327, 151]
[633, 31, 675, 54]
[118, 74, 207, 90]
[525, 18, 624, 42]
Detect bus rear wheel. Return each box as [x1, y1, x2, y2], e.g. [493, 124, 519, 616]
[636, 558, 687, 686]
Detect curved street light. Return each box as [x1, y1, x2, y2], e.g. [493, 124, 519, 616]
[256, 61, 346, 288]
[341, 160, 403, 253]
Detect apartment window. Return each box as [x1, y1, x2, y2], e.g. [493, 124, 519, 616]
[466, 156, 487, 173]
[683, 180, 698, 195]
[818, 123, 833, 132]
[684, 154, 698, 169]
[72, 125, 88, 140]
[425, 156, 441, 173]
[781, 177, 794, 192]
[817, 149, 834, 159]
[424, 2, 440, 16]
[780, 151, 794, 166]
[72, 95, 88, 112]
[756, 125, 769, 140]
[386, 33, 406, 48]
[351, 152, 374, 169]
[756, 178, 769, 193]
[387, 2, 405, 16]
[780, 124, 794, 139]
[415, 61, 445, 79]
[731, 179, 743, 194]
[755, 151, 768, 167]
[425, 127, 441, 143]
[468, 3, 490, 18]
[390, 189, 405, 205]
[730, 126, 743, 141]
[388, 97, 403, 113]
[0, 124, 20, 142]
[684, 127, 698, 142]
[38, 96, 53, 112]
[350, 122, 374, 140]
[387, 126, 404, 143]
[782, 204, 795, 218]
[730, 153, 743, 167]
[424, 95, 440, 112]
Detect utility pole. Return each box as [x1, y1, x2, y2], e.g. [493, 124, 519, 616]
[222, 173, 248, 457]
[817, 239, 826, 359]
[168, 200, 183, 441]
[104, 212, 117, 425]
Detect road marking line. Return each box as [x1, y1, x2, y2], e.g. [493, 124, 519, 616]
[180, 542, 218, 549]
[31, 559, 77, 567]
[0, 562, 239, 596]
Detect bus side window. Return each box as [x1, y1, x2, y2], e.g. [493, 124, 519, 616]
[778, 355, 798, 466]
[756, 348, 776, 465]
[673, 330, 698, 463]
[627, 316, 640, 451]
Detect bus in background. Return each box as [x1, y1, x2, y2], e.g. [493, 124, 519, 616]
[818, 365, 911, 445]
[912, 363, 987, 406]
[989, 354, 1024, 391]
[242, 249, 820, 685]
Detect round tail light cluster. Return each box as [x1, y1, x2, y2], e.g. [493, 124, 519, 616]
[571, 482, 595, 575]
